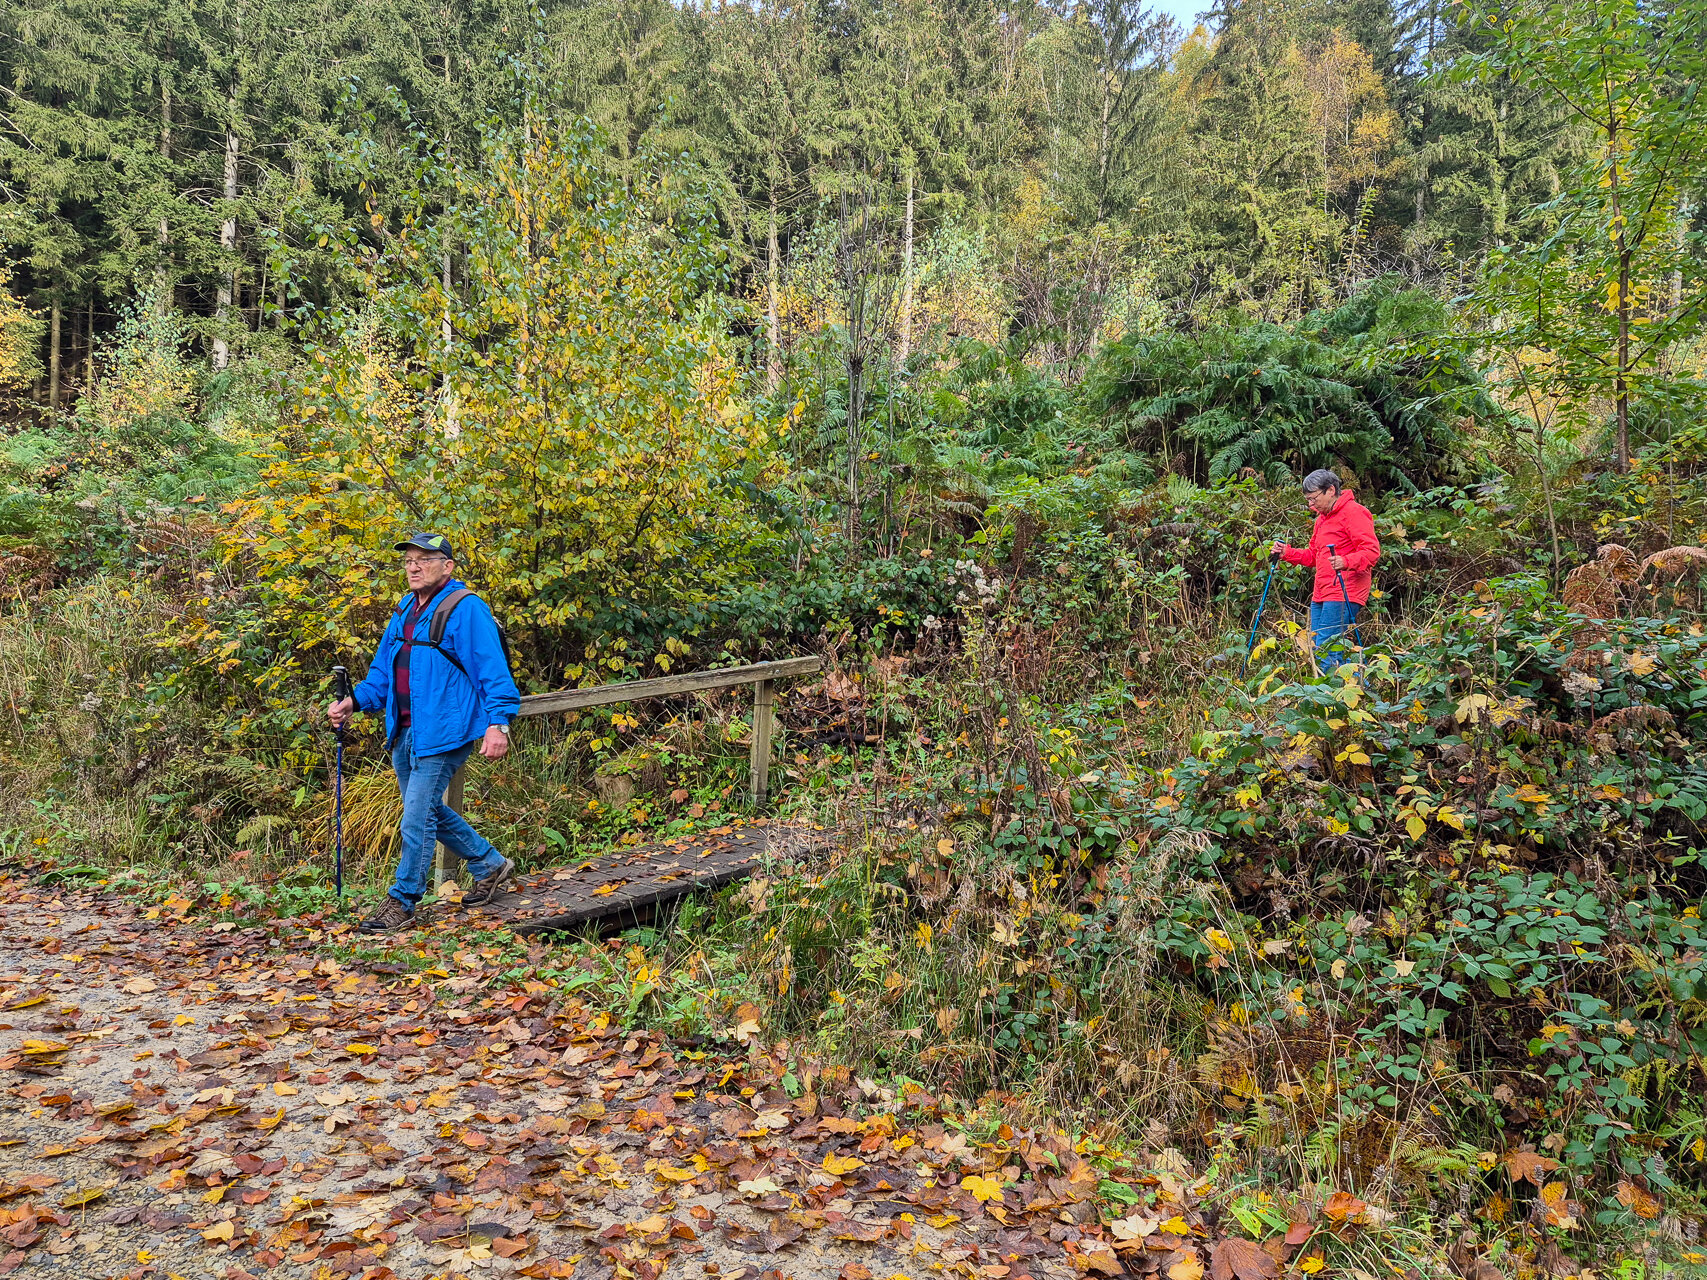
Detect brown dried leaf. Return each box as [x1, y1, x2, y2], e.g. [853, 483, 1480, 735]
[1321, 1190, 1367, 1223]
[1615, 1180, 1662, 1219]
[1210, 1237, 1280, 1280]
[1504, 1150, 1561, 1186]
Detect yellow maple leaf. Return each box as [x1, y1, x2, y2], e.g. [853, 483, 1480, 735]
[345, 1043, 377, 1055]
[823, 1153, 866, 1176]
[960, 1174, 1005, 1202]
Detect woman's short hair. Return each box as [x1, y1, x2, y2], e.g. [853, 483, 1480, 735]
[1302, 469, 1342, 495]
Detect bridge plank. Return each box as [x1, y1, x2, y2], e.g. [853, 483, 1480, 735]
[441, 821, 833, 935]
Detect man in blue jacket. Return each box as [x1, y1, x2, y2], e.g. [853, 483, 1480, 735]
[326, 533, 520, 933]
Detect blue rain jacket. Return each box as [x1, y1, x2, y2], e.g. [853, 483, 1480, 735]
[351, 579, 520, 756]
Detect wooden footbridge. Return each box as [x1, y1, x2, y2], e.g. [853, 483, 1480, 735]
[434, 657, 824, 930]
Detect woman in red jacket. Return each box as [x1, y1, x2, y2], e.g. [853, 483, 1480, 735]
[1270, 470, 1380, 673]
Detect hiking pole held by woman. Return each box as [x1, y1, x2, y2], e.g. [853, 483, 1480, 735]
[332, 665, 350, 903]
[1242, 548, 1280, 676]
[1327, 544, 1365, 652]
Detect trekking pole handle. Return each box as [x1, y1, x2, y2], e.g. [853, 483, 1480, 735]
[333, 665, 351, 703]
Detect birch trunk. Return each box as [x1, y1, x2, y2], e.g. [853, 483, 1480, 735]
[213, 110, 239, 370]
[897, 169, 915, 364]
[766, 178, 781, 391]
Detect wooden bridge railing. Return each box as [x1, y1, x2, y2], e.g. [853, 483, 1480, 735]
[435, 656, 823, 886]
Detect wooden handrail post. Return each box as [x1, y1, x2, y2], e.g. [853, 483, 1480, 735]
[436, 765, 465, 890]
[749, 679, 775, 807]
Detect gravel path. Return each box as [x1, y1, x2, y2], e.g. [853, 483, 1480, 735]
[0, 871, 1089, 1280]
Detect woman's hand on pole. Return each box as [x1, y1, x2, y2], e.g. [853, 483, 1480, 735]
[327, 696, 355, 728]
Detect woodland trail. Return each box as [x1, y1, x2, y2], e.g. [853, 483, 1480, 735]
[0, 869, 1124, 1280]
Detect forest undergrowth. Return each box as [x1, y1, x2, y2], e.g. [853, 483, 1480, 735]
[6, 446, 1707, 1280]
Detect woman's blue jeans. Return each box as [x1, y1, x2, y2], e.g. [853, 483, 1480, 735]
[388, 727, 505, 906]
[1310, 600, 1363, 673]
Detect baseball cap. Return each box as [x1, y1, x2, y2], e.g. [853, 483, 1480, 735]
[394, 532, 457, 559]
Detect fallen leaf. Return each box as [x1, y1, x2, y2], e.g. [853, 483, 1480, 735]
[122, 977, 157, 995]
[1321, 1191, 1366, 1223]
[1540, 1181, 1580, 1229]
[1211, 1237, 1279, 1280]
[202, 1220, 235, 1242]
[272, 1083, 297, 1097]
[960, 1174, 1005, 1203]
[1169, 1253, 1206, 1280]
[1112, 1214, 1161, 1244]
[1075, 1245, 1123, 1277]
[1505, 1151, 1562, 1187]
[737, 1176, 782, 1196]
[1615, 1180, 1662, 1219]
[823, 1154, 866, 1177]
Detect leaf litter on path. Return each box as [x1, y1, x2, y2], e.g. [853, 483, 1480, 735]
[0, 865, 1388, 1280]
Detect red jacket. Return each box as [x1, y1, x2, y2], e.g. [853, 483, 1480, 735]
[1280, 491, 1380, 604]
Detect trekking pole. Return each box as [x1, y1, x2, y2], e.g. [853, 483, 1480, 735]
[1242, 548, 1280, 677]
[1326, 545, 1365, 653]
[332, 665, 351, 904]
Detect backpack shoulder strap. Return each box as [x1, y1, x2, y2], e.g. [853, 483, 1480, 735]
[427, 589, 475, 646]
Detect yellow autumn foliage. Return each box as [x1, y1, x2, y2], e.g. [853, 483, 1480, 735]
[224, 116, 771, 679]
[0, 265, 40, 390]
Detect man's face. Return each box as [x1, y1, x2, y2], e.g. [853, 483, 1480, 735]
[1305, 485, 1340, 516]
[403, 552, 455, 595]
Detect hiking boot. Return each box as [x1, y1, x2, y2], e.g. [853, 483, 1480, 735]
[358, 896, 417, 934]
[463, 855, 516, 907]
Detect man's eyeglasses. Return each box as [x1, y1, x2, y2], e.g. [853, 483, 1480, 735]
[402, 556, 449, 569]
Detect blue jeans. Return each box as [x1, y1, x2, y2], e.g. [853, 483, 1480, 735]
[1310, 600, 1363, 673]
[388, 727, 505, 907]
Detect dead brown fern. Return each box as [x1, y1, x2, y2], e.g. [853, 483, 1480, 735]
[1594, 705, 1675, 737]
[1561, 545, 1645, 671]
[1599, 542, 1639, 584]
[1562, 561, 1619, 620]
[1641, 544, 1707, 579]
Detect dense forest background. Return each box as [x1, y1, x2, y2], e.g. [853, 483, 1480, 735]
[4, 0, 1707, 1275]
[0, 0, 1656, 407]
